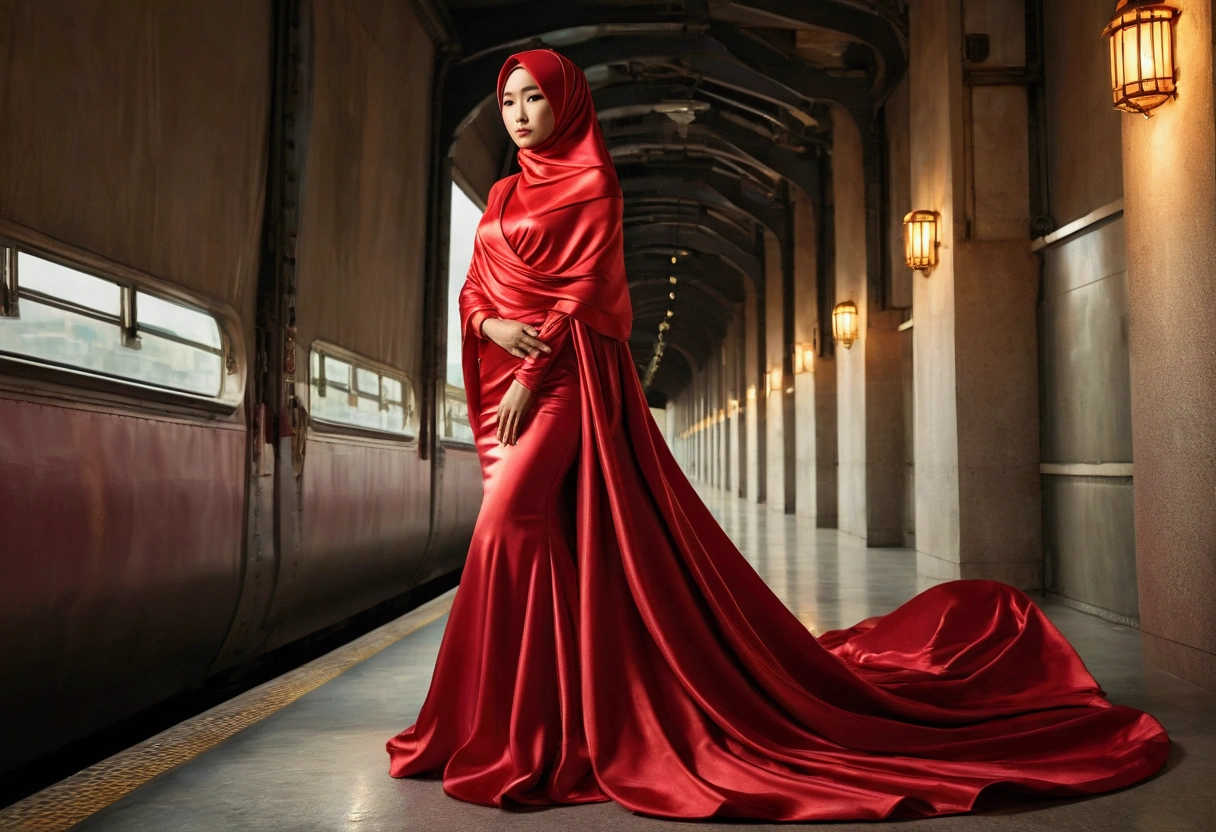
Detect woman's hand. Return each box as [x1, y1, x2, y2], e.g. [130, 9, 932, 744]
[482, 317, 553, 359]
[496, 380, 534, 445]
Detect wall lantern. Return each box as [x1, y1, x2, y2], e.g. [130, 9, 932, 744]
[903, 210, 940, 275]
[1103, 1, 1180, 117]
[791, 341, 815, 374]
[832, 300, 859, 349]
[746, 383, 757, 401]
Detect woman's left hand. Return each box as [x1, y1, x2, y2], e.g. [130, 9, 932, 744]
[496, 380, 534, 445]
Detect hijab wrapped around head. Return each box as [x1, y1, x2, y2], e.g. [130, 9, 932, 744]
[458, 49, 632, 343]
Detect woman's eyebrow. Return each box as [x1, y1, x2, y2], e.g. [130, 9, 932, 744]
[502, 85, 540, 99]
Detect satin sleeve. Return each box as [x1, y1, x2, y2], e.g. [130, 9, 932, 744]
[469, 308, 496, 339]
[513, 310, 572, 393]
[458, 274, 500, 342]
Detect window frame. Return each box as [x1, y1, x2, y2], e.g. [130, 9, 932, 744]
[439, 380, 476, 449]
[0, 221, 246, 415]
[306, 340, 419, 443]
[439, 174, 486, 451]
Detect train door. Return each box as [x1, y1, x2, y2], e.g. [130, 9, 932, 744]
[212, 0, 440, 662]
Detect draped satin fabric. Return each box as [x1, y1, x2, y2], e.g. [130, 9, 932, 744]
[386, 49, 1170, 821]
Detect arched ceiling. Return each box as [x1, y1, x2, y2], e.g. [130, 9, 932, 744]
[439, 0, 907, 401]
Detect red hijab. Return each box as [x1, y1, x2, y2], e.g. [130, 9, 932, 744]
[459, 49, 632, 342]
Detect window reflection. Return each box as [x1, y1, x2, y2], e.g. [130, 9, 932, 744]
[308, 346, 416, 438]
[0, 249, 227, 398]
[18, 253, 120, 316]
[137, 292, 222, 349]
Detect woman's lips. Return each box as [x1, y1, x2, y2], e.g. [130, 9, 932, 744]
[515, 128, 532, 137]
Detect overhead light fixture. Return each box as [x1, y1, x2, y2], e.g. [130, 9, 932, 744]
[654, 99, 711, 137]
[903, 210, 940, 275]
[832, 301, 859, 350]
[1103, 1, 1180, 117]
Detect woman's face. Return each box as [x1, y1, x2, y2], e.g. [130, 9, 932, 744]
[501, 66, 555, 149]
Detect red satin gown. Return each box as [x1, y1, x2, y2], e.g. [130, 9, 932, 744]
[386, 180, 1170, 821]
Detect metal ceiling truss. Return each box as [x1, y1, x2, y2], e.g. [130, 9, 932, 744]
[434, 0, 906, 399]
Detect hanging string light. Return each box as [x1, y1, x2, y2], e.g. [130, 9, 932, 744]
[642, 202, 682, 390]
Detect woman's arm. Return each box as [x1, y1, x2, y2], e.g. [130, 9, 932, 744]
[459, 276, 500, 341]
[494, 310, 570, 445]
[513, 310, 571, 392]
[469, 308, 496, 339]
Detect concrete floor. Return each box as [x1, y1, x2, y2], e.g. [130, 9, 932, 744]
[68, 484, 1215, 831]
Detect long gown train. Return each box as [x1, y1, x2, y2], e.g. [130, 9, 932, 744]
[386, 313, 1170, 821]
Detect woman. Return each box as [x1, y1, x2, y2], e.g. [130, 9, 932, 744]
[386, 49, 1169, 821]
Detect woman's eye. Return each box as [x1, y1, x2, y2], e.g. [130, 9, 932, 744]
[527, 94, 544, 103]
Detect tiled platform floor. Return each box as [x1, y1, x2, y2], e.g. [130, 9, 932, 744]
[58, 484, 1216, 831]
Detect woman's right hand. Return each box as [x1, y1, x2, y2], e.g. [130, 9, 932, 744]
[481, 317, 553, 359]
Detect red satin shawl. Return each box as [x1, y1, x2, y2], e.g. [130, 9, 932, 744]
[459, 49, 631, 342]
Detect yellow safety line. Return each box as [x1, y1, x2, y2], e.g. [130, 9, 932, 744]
[0, 590, 456, 832]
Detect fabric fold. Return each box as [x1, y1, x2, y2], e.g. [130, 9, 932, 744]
[387, 46, 1170, 822]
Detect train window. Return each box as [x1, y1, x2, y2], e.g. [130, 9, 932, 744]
[308, 344, 416, 438]
[443, 179, 481, 444]
[137, 292, 223, 350]
[20, 254, 120, 316]
[0, 247, 230, 399]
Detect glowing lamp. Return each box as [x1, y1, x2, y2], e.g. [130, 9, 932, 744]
[792, 341, 815, 374]
[832, 301, 859, 349]
[903, 210, 940, 275]
[1103, 1, 1180, 117]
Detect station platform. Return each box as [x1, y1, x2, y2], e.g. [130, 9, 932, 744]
[3, 484, 1213, 832]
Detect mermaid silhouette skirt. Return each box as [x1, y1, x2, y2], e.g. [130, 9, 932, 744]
[387, 320, 1170, 821]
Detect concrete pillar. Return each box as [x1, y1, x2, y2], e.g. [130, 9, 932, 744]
[909, 0, 1042, 588]
[745, 280, 761, 502]
[718, 344, 728, 491]
[730, 303, 745, 498]
[764, 231, 787, 511]
[793, 189, 818, 519]
[815, 354, 839, 527]
[710, 394, 717, 487]
[865, 313, 907, 546]
[833, 108, 867, 539]
[826, 107, 904, 542]
[833, 106, 908, 545]
[1121, 0, 1216, 692]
